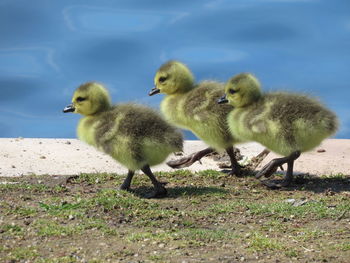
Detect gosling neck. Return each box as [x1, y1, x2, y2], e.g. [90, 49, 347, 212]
[98, 101, 112, 113]
[167, 83, 195, 97]
[237, 92, 263, 109]
[87, 103, 112, 117]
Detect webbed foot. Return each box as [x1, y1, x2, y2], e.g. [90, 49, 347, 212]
[261, 178, 292, 189]
[141, 165, 168, 198]
[255, 162, 279, 179]
[257, 151, 300, 190]
[119, 184, 130, 191]
[167, 147, 214, 169]
[166, 155, 196, 168]
[144, 187, 167, 199]
[227, 166, 242, 177]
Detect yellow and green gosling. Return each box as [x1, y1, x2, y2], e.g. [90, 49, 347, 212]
[63, 82, 183, 198]
[218, 73, 338, 188]
[149, 60, 242, 176]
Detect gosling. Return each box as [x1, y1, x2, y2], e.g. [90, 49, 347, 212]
[63, 82, 183, 198]
[218, 73, 338, 188]
[149, 60, 242, 176]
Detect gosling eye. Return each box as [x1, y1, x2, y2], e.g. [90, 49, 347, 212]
[228, 89, 237, 94]
[76, 97, 86, 102]
[159, 76, 167, 83]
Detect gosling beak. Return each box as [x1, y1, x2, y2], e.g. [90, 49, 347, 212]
[63, 103, 75, 113]
[149, 86, 160, 96]
[217, 95, 229, 104]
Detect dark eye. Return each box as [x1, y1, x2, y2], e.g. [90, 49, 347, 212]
[159, 76, 167, 83]
[229, 89, 237, 94]
[76, 97, 86, 102]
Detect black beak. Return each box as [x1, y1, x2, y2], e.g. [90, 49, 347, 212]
[149, 87, 160, 96]
[63, 103, 75, 113]
[218, 95, 229, 104]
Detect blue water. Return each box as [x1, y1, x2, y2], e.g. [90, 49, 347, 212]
[0, 0, 349, 139]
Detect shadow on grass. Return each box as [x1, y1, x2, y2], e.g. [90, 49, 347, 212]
[168, 186, 228, 198]
[132, 185, 228, 199]
[261, 173, 350, 194]
[220, 168, 256, 177]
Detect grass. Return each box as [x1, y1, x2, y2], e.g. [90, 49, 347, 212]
[335, 243, 350, 251]
[247, 232, 285, 252]
[0, 170, 349, 262]
[245, 198, 348, 219]
[0, 182, 50, 192]
[127, 228, 239, 245]
[1, 224, 24, 236]
[4, 247, 39, 262]
[71, 172, 118, 185]
[35, 220, 82, 237]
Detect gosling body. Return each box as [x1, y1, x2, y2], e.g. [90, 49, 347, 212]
[64, 82, 183, 197]
[150, 60, 241, 175]
[221, 73, 338, 187]
[77, 103, 183, 170]
[160, 81, 234, 150]
[228, 92, 337, 156]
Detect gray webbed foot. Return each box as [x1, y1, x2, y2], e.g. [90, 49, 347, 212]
[255, 162, 279, 179]
[227, 165, 242, 177]
[257, 151, 300, 189]
[119, 184, 130, 191]
[166, 154, 196, 168]
[144, 187, 167, 199]
[261, 178, 292, 189]
[167, 147, 214, 169]
[141, 164, 168, 198]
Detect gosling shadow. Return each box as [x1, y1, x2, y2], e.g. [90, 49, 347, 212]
[261, 173, 350, 194]
[132, 185, 228, 199]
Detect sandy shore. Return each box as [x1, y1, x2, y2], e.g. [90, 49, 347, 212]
[0, 138, 349, 177]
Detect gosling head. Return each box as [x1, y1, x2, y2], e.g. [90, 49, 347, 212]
[63, 82, 112, 116]
[218, 73, 262, 108]
[149, 60, 195, 96]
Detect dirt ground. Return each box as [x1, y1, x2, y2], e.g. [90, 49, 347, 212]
[1, 169, 349, 263]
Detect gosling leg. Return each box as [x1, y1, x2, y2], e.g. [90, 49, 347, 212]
[258, 151, 301, 189]
[141, 164, 167, 198]
[225, 146, 242, 177]
[120, 170, 135, 191]
[166, 147, 214, 168]
[280, 157, 296, 187]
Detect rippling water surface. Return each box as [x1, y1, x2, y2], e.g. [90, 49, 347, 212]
[0, 0, 349, 138]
